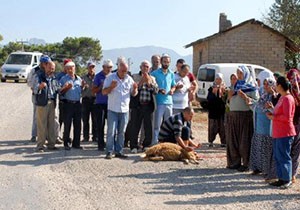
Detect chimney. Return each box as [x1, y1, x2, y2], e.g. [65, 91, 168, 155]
[219, 13, 232, 32]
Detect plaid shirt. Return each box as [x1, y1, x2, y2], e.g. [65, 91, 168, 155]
[139, 83, 156, 104]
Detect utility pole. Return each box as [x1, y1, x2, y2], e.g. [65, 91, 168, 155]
[16, 39, 29, 51]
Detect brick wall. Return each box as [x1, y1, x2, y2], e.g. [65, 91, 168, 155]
[192, 22, 286, 76]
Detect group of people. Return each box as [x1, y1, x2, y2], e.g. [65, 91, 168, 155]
[27, 53, 199, 160]
[206, 66, 300, 189]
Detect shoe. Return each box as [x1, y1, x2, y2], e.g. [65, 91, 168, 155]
[251, 170, 262, 175]
[82, 139, 89, 142]
[292, 176, 296, 183]
[269, 180, 285, 187]
[47, 146, 59, 151]
[64, 146, 71, 151]
[92, 138, 98, 142]
[105, 153, 113, 159]
[98, 147, 105, 151]
[72, 146, 83, 149]
[220, 144, 226, 148]
[36, 147, 44, 153]
[280, 181, 292, 189]
[55, 138, 63, 144]
[131, 148, 138, 154]
[237, 165, 249, 172]
[31, 136, 37, 142]
[208, 143, 213, 147]
[115, 153, 128, 159]
[226, 164, 241, 170]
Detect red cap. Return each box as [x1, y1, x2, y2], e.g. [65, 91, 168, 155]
[63, 59, 72, 66]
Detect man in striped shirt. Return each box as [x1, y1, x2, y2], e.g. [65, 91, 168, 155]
[158, 107, 199, 151]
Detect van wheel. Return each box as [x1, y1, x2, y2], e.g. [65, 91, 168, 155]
[15, 80, 19, 83]
[1, 78, 6, 82]
[200, 102, 208, 109]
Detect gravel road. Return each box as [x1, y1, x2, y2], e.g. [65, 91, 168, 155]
[0, 82, 299, 210]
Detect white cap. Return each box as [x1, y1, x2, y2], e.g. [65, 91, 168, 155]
[65, 61, 75, 67]
[103, 59, 113, 67]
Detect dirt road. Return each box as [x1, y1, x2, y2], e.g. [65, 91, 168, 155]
[0, 82, 299, 210]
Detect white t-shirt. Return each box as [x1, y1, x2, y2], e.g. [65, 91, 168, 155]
[172, 73, 191, 109]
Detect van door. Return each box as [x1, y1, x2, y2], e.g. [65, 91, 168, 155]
[197, 67, 215, 103]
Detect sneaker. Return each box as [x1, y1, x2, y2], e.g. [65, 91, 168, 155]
[31, 136, 37, 142]
[115, 153, 128, 159]
[208, 143, 213, 147]
[36, 147, 44, 153]
[131, 148, 138, 154]
[226, 164, 241, 170]
[82, 139, 89, 142]
[105, 153, 113, 159]
[269, 180, 285, 187]
[55, 138, 63, 144]
[237, 165, 249, 172]
[280, 181, 292, 189]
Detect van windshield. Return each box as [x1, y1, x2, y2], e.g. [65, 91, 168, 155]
[197, 68, 215, 82]
[6, 54, 32, 65]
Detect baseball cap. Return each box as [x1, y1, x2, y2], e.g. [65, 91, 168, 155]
[40, 55, 51, 63]
[63, 58, 72, 66]
[103, 59, 113, 67]
[65, 61, 75, 67]
[87, 61, 96, 68]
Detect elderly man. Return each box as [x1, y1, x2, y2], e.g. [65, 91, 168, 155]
[34, 61, 60, 152]
[27, 55, 52, 142]
[92, 59, 113, 151]
[59, 61, 83, 150]
[151, 53, 176, 145]
[81, 61, 97, 142]
[102, 57, 138, 159]
[127, 60, 158, 153]
[150, 54, 161, 73]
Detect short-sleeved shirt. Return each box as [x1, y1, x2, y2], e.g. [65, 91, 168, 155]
[94, 71, 109, 104]
[59, 74, 82, 101]
[158, 112, 191, 141]
[103, 72, 135, 113]
[172, 73, 191, 109]
[151, 68, 176, 105]
[187, 72, 196, 83]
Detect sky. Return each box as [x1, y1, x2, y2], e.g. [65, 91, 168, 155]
[0, 0, 274, 56]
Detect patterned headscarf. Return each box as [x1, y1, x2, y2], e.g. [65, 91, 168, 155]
[287, 68, 300, 106]
[256, 77, 276, 112]
[234, 65, 257, 93]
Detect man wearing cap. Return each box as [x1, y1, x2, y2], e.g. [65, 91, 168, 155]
[27, 55, 52, 142]
[102, 57, 138, 159]
[81, 61, 97, 142]
[151, 53, 176, 145]
[92, 59, 113, 151]
[59, 61, 84, 150]
[33, 61, 60, 152]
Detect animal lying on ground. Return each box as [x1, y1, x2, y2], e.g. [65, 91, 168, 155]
[142, 142, 199, 164]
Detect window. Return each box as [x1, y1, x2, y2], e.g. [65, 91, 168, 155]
[197, 68, 215, 82]
[6, 54, 32, 65]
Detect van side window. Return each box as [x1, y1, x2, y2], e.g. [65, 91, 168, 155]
[33, 56, 38, 65]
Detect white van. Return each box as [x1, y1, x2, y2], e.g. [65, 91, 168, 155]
[196, 63, 271, 108]
[1, 51, 42, 83]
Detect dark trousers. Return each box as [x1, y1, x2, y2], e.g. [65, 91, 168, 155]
[130, 105, 154, 149]
[63, 102, 81, 147]
[95, 104, 107, 149]
[82, 97, 97, 141]
[58, 100, 65, 129]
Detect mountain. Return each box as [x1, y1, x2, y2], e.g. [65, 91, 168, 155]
[102, 46, 192, 74]
[28, 38, 46, 45]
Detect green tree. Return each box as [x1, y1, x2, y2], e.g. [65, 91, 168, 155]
[265, 0, 300, 69]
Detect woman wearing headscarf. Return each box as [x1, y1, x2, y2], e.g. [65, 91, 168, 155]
[207, 73, 226, 147]
[266, 76, 295, 189]
[286, 69, 300, 183]
[249, 74, 277, 181]
[226, 66, 259, 172]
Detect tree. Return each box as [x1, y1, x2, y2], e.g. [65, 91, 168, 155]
[264, 0, 300, 69]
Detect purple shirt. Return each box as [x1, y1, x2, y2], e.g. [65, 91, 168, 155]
[94, 71, 108, 104]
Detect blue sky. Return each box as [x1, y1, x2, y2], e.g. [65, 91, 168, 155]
[0, 0, 274, 55]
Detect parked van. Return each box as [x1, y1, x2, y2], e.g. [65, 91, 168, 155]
[196, 63, 272, 108]
[1, 51, 42, 83]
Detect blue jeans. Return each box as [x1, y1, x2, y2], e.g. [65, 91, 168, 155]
[106, 110, 128, 154]
[152, 104, 173, 145]
[273, 136, 294, 181]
